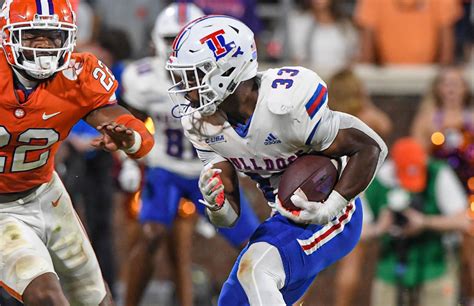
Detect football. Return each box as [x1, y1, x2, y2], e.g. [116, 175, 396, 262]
[278, 155, 339, 211]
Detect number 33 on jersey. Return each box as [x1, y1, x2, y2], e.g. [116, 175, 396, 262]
[0, 52, 118, 193]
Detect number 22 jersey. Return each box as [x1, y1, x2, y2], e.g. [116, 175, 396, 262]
[0, 52, 118, 193]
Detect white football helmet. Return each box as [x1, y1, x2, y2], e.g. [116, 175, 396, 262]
[166, 15, 258, 117]
[152, 3, 204, 60]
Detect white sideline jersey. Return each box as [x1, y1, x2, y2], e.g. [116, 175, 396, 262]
[182, 67, 340, 202]
[122, 57, 202, 177]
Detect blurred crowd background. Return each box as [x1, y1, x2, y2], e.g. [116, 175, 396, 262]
[1, 0, 473, 305]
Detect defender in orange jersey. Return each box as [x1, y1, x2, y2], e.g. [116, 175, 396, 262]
[0, 1, 154, 305]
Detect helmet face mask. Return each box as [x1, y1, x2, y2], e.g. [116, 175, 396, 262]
[166, 15, 258, 118]
[1, 0, 77, 79]
[167, 58, 220, 117]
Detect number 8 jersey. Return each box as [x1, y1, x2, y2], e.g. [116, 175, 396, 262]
[0, 52, 118, 193]
[121, 57, 202, 178]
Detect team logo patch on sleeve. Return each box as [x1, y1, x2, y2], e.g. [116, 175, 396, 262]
[305, 83, 328, 119]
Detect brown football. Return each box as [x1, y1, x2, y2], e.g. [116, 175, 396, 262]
[278, 155, 339, 211]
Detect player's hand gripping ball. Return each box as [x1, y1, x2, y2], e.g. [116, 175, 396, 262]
[277, 155, 339, 212]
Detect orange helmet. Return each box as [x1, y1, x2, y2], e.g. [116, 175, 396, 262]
[0, 0, 77, 79]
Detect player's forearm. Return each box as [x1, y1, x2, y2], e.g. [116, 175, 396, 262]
[323, 113, 387, 200]
[335, 142, 383, 199]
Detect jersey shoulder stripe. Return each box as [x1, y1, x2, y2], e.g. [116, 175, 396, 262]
[305, 83, 327, 119]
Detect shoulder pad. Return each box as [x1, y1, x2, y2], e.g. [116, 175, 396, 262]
[122, 57, 163, 91]
[263, 66, 327, 116]
[69, 52, 118, 94]
[122, 57, 170, 110]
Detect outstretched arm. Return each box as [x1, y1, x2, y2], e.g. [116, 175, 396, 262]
[85, 104, 154, 159]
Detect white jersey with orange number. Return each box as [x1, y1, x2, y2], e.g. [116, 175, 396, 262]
[122, 57, 202, 177]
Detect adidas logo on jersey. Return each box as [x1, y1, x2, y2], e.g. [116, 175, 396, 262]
[264, 133, 282, 145]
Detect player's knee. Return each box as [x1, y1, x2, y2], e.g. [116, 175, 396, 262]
[141, 223, 167, 252]
[237, 243, 285, 289]
[237, 256, 270, 285]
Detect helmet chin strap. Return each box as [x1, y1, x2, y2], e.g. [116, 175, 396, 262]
[23, 55, 58, 79]
[36, 55, 58, 70]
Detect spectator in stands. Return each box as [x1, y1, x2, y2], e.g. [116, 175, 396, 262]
[365, 137, 470, 306]
[92, 0, 163, 57]
[411, 66, 473, 151]
[329, 69, 393, 139]
[355, 0, 462, 65]
[75, 0, 98, 47]
[411, 66, 474, 306]
[288, 0, 358, 78]
[328, 69, 392, 306]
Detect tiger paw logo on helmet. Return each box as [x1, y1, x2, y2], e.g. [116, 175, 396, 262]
[0, 0, 77, 79]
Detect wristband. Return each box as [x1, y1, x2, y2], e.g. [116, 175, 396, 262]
[115, 114, 154, 159]
[314, 191, 349, 223]
[206, 198, 239, 228]
[123, 131, 142, 154]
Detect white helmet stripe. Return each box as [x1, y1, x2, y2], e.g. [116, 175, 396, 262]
[2, 0, 13, 23]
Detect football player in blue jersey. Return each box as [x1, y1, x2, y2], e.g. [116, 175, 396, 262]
[166, 15, 388, 305]
[120, 4, 260, 306]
